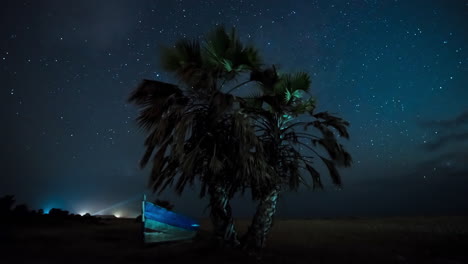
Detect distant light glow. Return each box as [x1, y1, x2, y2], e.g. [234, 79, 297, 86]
[114, 213, 121, 218]
[191, 224, 200, 227]
[78, 211, 88, 216]
[92, 194, 140, 216]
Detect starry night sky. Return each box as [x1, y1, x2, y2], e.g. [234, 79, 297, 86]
[1, 0, 467, 218]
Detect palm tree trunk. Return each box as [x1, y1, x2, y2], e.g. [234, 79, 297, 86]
[242, 185, 281, 252]
[208, 184, 239, 247]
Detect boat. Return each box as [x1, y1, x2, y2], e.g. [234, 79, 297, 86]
[141, 195, 200, 243]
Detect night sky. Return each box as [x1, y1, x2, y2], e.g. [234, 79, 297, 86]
[1, 0, 467, 218]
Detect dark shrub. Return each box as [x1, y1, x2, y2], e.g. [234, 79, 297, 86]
[0, 195, 15, 216]
[49, 208, 70, 218]
[13, 204, 29, 217]
[135, 215, 142, 222]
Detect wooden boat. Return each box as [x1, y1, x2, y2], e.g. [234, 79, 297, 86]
[141, 196, 200, 243]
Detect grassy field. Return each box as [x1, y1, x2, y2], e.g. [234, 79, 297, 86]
[1, 216, 468, 263]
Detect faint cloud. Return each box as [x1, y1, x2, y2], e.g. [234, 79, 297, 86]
[417, 111, 468, 179]
[423, 131, 468, 151]
[420, 111, 468, 151]
[420, 111, 468, 129]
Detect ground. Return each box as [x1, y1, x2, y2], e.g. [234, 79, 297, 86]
[1, 216, 468, 263]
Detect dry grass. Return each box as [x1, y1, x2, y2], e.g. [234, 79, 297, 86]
[1, 216, 467, 264]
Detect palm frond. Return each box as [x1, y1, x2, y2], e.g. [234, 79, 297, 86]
[290, 72, 311, 93]
[313, 111, 350, 139]
[290, 98, 316, 116]
[209, 92, 235, 119]
[205, 26, 231, 60]
[319, 156, 342, 186]
[209, 145, 224, 173]
[161, 39, 204, 87]
[250, 65, 279, 93]
[128, 79, 182, 104]
[204, 26, 262, 78]
[305, 163, 323, 190]
[272, 72, 311, 106]
[239, 45, 262, 70]
[240, 92, 264, 109]
[128, 79, 185, 131]
[161, 39, 202, 71]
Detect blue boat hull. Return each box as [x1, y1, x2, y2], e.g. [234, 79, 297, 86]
[142, 200, 199, 243]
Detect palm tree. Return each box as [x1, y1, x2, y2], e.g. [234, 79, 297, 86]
[128, 27, 271, 246]
[241, 66, 352, 252]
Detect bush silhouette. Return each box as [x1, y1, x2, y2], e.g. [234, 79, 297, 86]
[13, 204, 29, 217]
[0, 195, 15, 216]
[48, 208, 70, 218]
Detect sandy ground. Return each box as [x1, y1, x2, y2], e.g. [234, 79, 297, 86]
[1, 216, 468, 264]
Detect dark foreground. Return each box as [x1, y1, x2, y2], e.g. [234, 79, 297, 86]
[1, 216, 468, 264]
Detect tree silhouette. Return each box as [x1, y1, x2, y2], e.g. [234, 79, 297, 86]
[241, 66, 352, 253]
[129, 27, 352, 252]
[129, 26, 270, 246]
